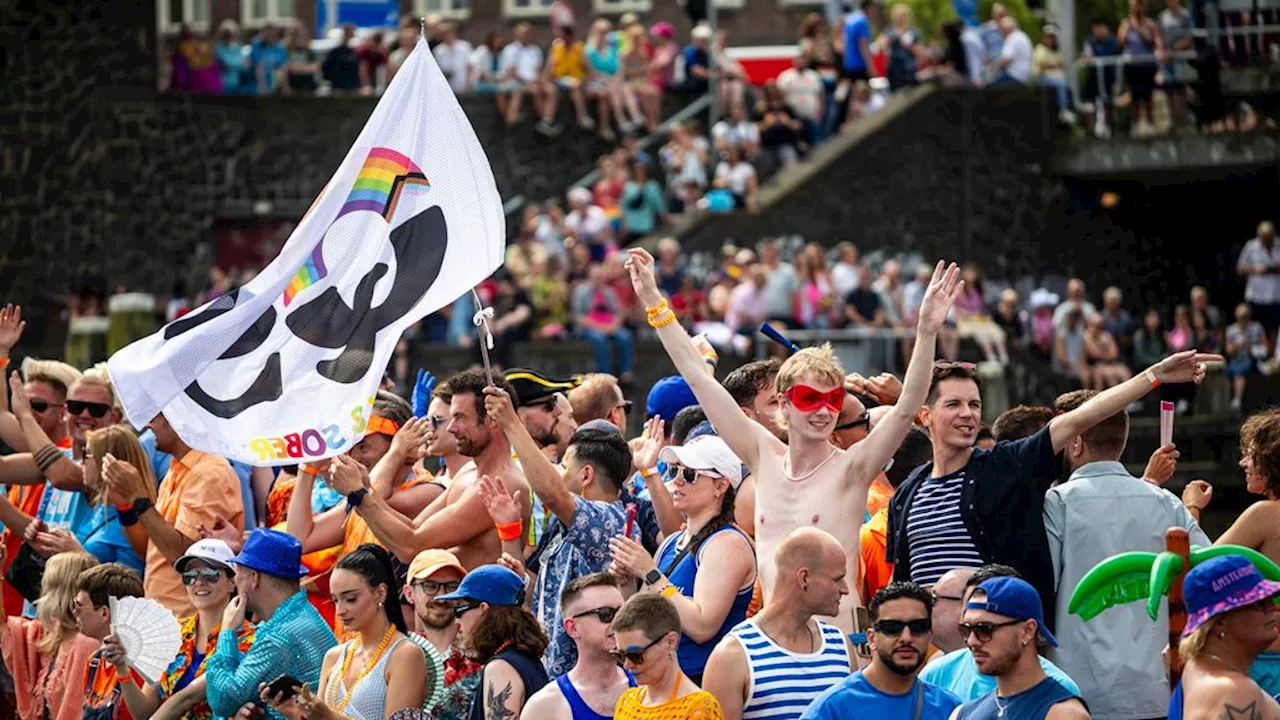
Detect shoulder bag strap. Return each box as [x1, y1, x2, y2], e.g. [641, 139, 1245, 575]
[914, 679, 924, 720]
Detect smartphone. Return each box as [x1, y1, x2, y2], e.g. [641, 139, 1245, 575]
[851, 606, 872, 659]
[265, 674, 302, 701]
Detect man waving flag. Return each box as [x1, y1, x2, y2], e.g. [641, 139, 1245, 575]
[108, 40, 505, 465]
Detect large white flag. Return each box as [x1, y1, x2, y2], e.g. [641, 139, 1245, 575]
[108, 39, 504, 466]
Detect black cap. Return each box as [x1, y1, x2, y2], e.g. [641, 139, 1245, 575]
[503, 368, 579, 405]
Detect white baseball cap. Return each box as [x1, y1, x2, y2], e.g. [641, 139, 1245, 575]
[174, 538, 236, 574]
[660, 435, 744, 489]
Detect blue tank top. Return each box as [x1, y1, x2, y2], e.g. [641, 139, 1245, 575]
[468, 649, 550, 720]
[557, 670, 637, 720]
[956, 677, 1084, 720]
[654, 525, 755, 676]
[1169, 681, 1184, 720]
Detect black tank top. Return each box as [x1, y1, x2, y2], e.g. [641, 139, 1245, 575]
[467, 649, 550, 720]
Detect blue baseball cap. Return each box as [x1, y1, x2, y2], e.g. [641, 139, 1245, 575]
[646, 376, 698, 424]
[436, 564, 526, 606]
[1183, 554, 1280, 636]
[228, 528, 309, 579]
[967, 576, 1057, 647]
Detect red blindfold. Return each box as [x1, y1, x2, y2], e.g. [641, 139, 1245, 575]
[785, 385, 844, 414]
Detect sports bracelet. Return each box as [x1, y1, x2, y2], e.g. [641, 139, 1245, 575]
[647, 310, 677, 329]
[1144, 369, 1160, 388]
[660, 584, 679, 599]
[644, 300, 670, 317]
[496, 520, 523, 542]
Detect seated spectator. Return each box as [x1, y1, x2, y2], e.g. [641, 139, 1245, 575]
[672, 274, 710, 329]
[714, 28, 749, 115]
[250, 24, 288, 95]
[1226, 303, 1267, 410]
[486, 272, 534, 369]
[678, 24, 713, 95]
[757, 81, 806, 164]
[499, 23, 551, 131]
[585, 19, 636, 138]
[987, 16, 1032, 86]
[437, 565, 549, 718]
[469, 31, 504, 96]
[433, 23, 473, 94]
[1033, 26, 1072, 120]
[573, 266, 635, 382]
[711, 145, 759, 213]
[654, 236, 684, 295]
[620, 158, 667, 243]
[777, 54, 827, 145]
[609, 436, 756, 685]
[205, 529, 337, 717]
[76, 563, 146, 719]
[621, 26, 660, 133]
[386, 14, 420, 85]
[611, 595, 726, 718]
[1053, 278, 1099, 331]
[357, 31, 389, 94]
[262, 545, 426, 719]
[111, 540, 253, 720]
[660, 122, 710, 213]
[794, 249, 837, 329]
[592, 154, 627, 214]
[545, 23, 594, 131]
[645, 23, 680, 126]
[213, 21, 248, 94]
[505, 228, 548, 292]
[1133, 308, 1170, 370]
[531, 255, 572, 339]
[874, 259, 906, 327]
[1100, 286, 1133, 352]
[880, 4, 924, 91]
[845, 264, 888, 329]
[565, 187, 616, 262]
[712, 103, 761, 159]
[1192, 308, 1222, 354]
[1168, 304, 1194, 353]
[992, 287, 1025, 346]
[955, 265, 1008, 364]
[322, 24, 361, 94]
[171, 25, 222, 94]
[283, 24, 319, 94]
[1, 552, 100, 720]
[1084, 314, 1132, 388]
[846, 80, 886, 123]
[1056, 308, 1090, 387]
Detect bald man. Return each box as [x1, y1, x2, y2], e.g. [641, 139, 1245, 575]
[704, 528, 857, 720]
[930, 568, 975, 655]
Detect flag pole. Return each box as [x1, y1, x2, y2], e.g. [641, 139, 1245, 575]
[471, 288, 496, 386]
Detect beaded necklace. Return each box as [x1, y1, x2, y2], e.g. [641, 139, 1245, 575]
[327, 623, 397, 714]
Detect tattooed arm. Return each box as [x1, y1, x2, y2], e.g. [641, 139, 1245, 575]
[482, 661, 526, 720]
[1183, 675, 1275, 720]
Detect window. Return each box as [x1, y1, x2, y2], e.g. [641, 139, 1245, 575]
[156, 0, 210, 33]
[241, 0, 296, 27]
[414, 0, 470, 20]
[592, 0, 652, 12]
[504, 0, 556, 17]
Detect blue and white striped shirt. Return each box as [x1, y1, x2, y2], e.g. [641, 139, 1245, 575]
[727, 618, 853, 720]
[906, 469, 984, 586]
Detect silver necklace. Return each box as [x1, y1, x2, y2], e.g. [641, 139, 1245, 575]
[994, 693, 1009, 717]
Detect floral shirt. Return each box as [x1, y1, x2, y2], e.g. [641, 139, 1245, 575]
[158, 615, 255, 720]
[528, 495, 634, 677]
[434, 640, 483, 720]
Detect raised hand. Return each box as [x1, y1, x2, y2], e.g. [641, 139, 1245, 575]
[477, 473, 522, 527]
[198, 516, 245, 552]
[411, 368, 438, 418]
[8, 372, 31, 418]
[102, 454, 147, 504]
[482, 386, 519, 429]
[624, 248, 664, 307]
[917, 261, 965, 333]
[102, 634, 130, 674]
[608, 533, 657, 579]
[1142, 443, 1179, 486]
[631, 417, 667, 473]
[1153, 350, 1224, 385]
[328, 454, 370, 495]
[0, 305, 24, 352]
[497, 551, 527, 579]
[1183, 479, 1212, 511]
[389, 416, 431, 465]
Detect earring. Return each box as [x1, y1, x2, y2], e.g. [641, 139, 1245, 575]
[379, 601, 385, 609]
[1219, 631, 1226, 640]
[1021, 640, 1028, 647]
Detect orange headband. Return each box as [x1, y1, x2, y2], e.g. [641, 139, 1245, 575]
[366, 414, 401, 437]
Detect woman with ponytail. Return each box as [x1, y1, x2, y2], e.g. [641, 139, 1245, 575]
[263, 544, 426, 720]
[609, 435, 756, 685]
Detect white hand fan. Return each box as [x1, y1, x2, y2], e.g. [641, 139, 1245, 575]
[109, 596, 183, 684]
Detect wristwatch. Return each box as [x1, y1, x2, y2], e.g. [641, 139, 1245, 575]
[643, 568, 663, 586]
[116, 497, 153, 527]
[346, 488, 369, 509]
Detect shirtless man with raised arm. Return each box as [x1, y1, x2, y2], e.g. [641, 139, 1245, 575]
[326, 369, 531, 569]
[626, 248, 963, 633]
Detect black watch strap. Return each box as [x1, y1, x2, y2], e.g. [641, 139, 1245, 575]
[117, 497, 152, 527]
[346, 488, 369, 510]
[644, 568, 663, 586]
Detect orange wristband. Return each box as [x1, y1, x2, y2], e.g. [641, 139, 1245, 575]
[496, 520, 523, 542]
[0, 356, 9, 369]
[1144, 369, 1160, 388]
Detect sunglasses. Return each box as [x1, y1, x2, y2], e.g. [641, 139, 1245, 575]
[572, 606, 620, 623]
[615, 400, 634, 414]
[958, 619, 1023, 643]
[411, 579, 461, 596]
[181, 568, 225, 586]
[454, 601, 482, 619]
[67, 400, 112, 418]
[785, 385, 844, 414]
[29, 399, 63, 414]
[672, 465, 722, 485]
[874, 618, 932, 637]
[834, 413, 871, 432]
[609, 633, 666, 665]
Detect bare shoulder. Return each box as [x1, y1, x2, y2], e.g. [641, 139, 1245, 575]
[523, 679, 570, 720]
[706, 632, 747, 671]
[390, 635, 427, 670]
[1184, 672, 1273, 719]
[1044, 698, 1091, 720]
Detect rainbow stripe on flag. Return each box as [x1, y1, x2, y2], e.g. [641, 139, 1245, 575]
[284, 147, 431, 306]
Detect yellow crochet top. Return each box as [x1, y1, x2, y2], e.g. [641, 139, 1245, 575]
[614, 688, 725, 720]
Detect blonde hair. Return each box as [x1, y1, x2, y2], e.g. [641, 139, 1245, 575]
[776, 344, 845, 393]
[86, 426, 157, 507]
[36, 552, 99, 657]
[1178, 622, 1213, 661]
[21, 358, 83, 400]
[73, 363, 118, 409]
